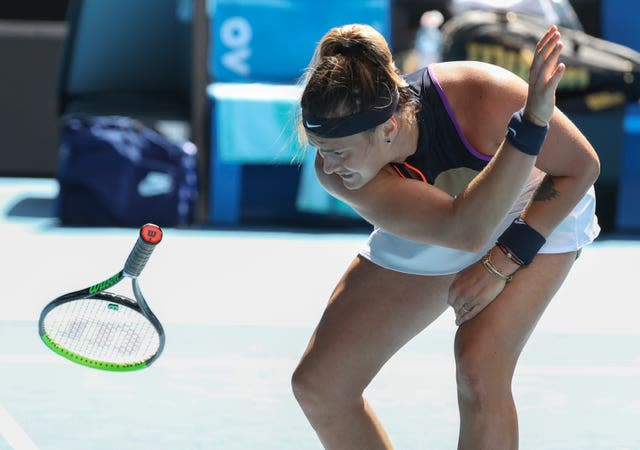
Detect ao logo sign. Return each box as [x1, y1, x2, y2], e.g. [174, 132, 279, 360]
[220, 16, 252, 77]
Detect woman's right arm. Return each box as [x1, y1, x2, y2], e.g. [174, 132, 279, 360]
[317, 27, 565, 252]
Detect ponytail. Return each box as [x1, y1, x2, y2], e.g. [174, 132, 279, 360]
[299, 24, 418, 142]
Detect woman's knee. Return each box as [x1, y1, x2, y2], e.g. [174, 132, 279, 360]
[291, 357, 362, 418]
[291, 361, 323, 408]
[454, 332, 515, 408]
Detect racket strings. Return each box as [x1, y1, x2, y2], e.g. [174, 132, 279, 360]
[43, 296, 160, 365]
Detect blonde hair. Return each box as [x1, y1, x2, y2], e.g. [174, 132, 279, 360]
[298, 24, 419, 146]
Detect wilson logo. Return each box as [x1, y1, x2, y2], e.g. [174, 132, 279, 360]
[89, 274, 121, 294]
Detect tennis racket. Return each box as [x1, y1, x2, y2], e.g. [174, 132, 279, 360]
[38, 223, 165, 371]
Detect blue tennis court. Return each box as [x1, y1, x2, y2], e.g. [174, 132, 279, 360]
[3, 0, 640, 448]
[1, 178, 639, 450]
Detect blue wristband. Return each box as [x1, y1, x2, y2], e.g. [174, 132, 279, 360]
[505, 109, 549, 156]
[496, 217, 546, 266]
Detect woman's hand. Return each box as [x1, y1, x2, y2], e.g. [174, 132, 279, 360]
[523, 26, 565, 126]
[448, 247, 520, 326]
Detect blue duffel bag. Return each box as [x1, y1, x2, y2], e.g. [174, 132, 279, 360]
[56, 115, 198, 227]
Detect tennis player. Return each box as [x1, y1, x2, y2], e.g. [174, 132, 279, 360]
[292, 24, 600, 449]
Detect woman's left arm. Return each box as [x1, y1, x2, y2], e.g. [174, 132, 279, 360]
[449, 107, 600, 325]
[520, 107, 600, 235]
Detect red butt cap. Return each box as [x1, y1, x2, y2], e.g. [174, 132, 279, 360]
[140, 223, 163, 245]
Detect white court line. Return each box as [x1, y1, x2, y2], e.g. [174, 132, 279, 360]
[0, 405, 39, 450]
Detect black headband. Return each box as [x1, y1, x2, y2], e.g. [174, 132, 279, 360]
[302, 90, 399, 138]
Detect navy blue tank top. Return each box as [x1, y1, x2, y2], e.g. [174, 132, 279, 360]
[391, 66, 493, 196]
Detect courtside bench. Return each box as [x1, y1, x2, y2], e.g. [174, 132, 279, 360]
[207, 82, 361, 225]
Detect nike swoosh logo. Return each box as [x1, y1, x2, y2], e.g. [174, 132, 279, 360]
[508, 127, 517, 137]
[137, 171, 174, 197]
[305, 120, 322, 128]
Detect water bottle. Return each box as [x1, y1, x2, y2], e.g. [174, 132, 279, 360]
[415, 10, 445, 68]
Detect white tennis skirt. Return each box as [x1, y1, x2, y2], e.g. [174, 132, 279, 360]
[360, 169, 601, 276]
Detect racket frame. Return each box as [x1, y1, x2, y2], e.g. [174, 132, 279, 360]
[38, 224, 165, 371]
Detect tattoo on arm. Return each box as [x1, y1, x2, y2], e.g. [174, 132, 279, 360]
[533, 176, 560, 201]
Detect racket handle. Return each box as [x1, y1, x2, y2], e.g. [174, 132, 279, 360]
[124, 224, 163, 278]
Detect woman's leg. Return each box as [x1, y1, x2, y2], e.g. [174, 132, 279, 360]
[455, 252, 577, 450]
[292, 255, 455, 450]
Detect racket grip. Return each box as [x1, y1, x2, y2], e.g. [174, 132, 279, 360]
[124, 224, 163, 278]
